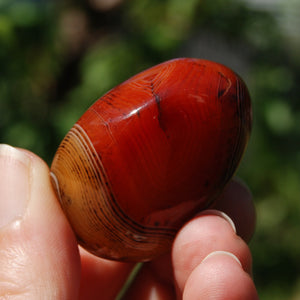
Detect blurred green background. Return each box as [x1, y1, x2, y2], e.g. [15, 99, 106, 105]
[0, 0, 299, 298]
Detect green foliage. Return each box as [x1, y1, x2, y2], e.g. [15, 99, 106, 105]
[1, 0, 300, 298]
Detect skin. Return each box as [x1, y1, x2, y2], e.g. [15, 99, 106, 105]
[0, 145, 258, 299]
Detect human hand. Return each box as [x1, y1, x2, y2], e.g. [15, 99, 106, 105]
[123, 176, 258, 299]
[0, 144, 258, 299]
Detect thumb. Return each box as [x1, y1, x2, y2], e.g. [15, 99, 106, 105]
[0, 144, 80, 299]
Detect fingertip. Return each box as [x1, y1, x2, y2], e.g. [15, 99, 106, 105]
[0, 145, 31, 230]
[183, 251, 258, 300]
[172, 212, 253, 293]
[213, 178, 256, 242]
[0, 146, 80, 299]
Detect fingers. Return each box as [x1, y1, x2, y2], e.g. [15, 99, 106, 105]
[123, 179, 257, 299]
[0, 145, 134, 300]
[0, 144, 256, 300]
[123, 213, 257, 300]
[172, 210, 258, 299]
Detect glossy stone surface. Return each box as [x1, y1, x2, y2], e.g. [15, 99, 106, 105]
[51, 58, 252, 261]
